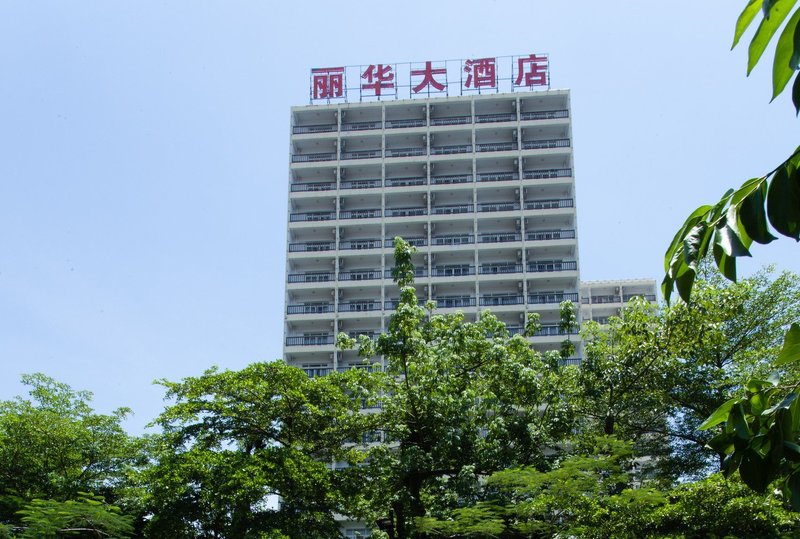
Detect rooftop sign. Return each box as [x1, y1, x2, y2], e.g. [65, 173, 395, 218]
[309, 54, 549, 104]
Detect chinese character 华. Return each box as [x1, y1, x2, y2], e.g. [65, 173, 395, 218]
[361, 64, 395, 96]
[464, 58, 496, 89]
[514, 54, 548, 87]
[312, 67, 345, 100]
[411, 61, 447, 94]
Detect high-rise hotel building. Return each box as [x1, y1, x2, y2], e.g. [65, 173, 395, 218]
[284, 90, 580, 374]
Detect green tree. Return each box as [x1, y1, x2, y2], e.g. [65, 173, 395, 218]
[134, 361, 381, 539]
[339, 238, 578, 539]
[0, 374, 137, 530]
[16, 493, 134, 538]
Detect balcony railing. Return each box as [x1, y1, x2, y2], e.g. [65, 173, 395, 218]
[386, 118, 426, 128]
[430, 115, 471, 126]
[623, 293, 657, 302]
[478, 201, 521, 212]
[340, 149, 382, 160]
[384, 236, 427, 248]
[292, 124, 336, 134]
[521, 138, 571, 150]
[432, 265, 475, 277]
[341, 120, 382, 132]
[434, 296, 476, 308]
[290, 181, 336, 192]
[339, 209, 381, 220]
[430, 144, 472, 155]
[527, 260, 577, 273]
[288, 241, 335, 252]
[431, 174, 473, 185]
[339, 269, 382, 281]
[506, 325, 525, 336]
[525, 198, 573, 210]
[287, 303, 334, 314]
[339, 239, 381, 250]
[346, 330, 380, 339]
[340, 179, 381, 190]
[431, 234, 474, 246]
[476, 141, 517, 152]
[475, 112, 517, 123]
[338, 301, 382, 312]
[560, 358, 582, 367]
[290, 211, 336, 222]
[591, 295, 621, 304]
[528, 292, 579, 304]
[480, 263, 523, 275]
[480, 294, 524, 306]
[291, 152, 337, 163]
[477, 171, 519, 182]
[384, 298, 428, 310]
[479, 232, 521, 243]
[302, 367, 333, 378]
[385, 207, 428, 217]
[385, 176, 427, 187]
[533, 324, 579, 337]
[523, 168, 572, 180]
[385, 147, 426, 158]
[287, 272, 334, 283]
[285, 334, 335, 346]
[526, 229, 576, 241]
[431, 203, 474, 215]
[519, 109, 569, 121]
[384, 267, 427, 278]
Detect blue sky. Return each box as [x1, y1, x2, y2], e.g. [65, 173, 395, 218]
[1, 1, 798, 432]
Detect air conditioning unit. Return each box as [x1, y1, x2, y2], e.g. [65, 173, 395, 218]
[516, 250, 522, 259]
[422, 163, 427, 172]
[340, 111, 346, 119]
[424, 286, 428, 293]
[330, 321, 335, 328]
[519, 313, 525, 321]
[515, 189, 520, 196]
[329, 353, 335, 360]
[615, 287, 620, 294]
[422, 135, 427, 143]
[513, 159, 518, 166]
[340, 140, 346, 149]
[515, 219, 521, 229]
[518, 282, 523, 290]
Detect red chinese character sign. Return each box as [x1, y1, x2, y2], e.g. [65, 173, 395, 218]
[311, 67, 345, 102]
[463, 57, 497, 92]
[411, 61, 447, 96]
[513, 54, 548, 88]
[361, 64, 396, 99]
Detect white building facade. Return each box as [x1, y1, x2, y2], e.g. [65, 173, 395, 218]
[284, 89, 581, 372]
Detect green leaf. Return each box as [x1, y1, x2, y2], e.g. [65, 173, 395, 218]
[784, 441, 800, 461]
[730, 403, 754, 439]
[740, 449, 773, 492]
[714, 212, 753, 258]
[775, 324, 800, 365]
[675, 263, 697, 304]
[738, 180, 778, 244]
[789, 473, 800, 510]
[748, 0, 796, 75]
[767, 164, 800, 239]
[713, 243, 738, 282]
[772, 7, 800, 98]
[792, 10, 800, 68]
[793, 72, 800, 113]
[763, 392, 798, 415]
[735, 0, 766, 49]
[699, 398, 738, 430]
[764, 0, 781, 18]
[664, 205, 712, 273]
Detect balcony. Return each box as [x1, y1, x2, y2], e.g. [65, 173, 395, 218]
[479, 232, 521, 243]
[519, 109, 569, 121]
[431, 203, 474, 215]
[526, 229, 575, 242]
[290, 211, 336, 222]
[338, 301, 382, 312]
[506, 325, 525, 336]
[525, 198, 573, 210]
[383, 267, 427, 278]
[560, 358, 582, 367]
[475, 112, 517, 123]
[478, 201, 521, 213]
[431, 234, 474, 246]
[476, 141, 517, 152]
[340, 179, 382, 190]
[533, 324, 579, 337]
[385, 147, 426, 158]
[290, 181, 336, 192]
[340, 149, 382, 160]
[430, 144, 472, 155]
[385, 206, 428, 217]
[521, 138, 570, 150]
[386, 118, 426, 129]
[345, 330, 380, 339]
[285, 334, 335, 346]
[477, 171, 519, 183]
[339, 239, 382, 250]
[523, 168, 572, 180]
[287, 271, 334, 283]
[384, 236, 427, 248]
[384, 298, 428, 310]
[528, 292, 579, 304]
[341, 121, 382, 132]
[287, 302, 334, 315]
[434, 296, 476, 308]
[339, 269, 382, 281]
[288, 241, 336, 252]
[385, 176, 427, 187]
[623, 293, 657, 302]
[292, 124, 336, 134]
[479, 263, 523, 275]
[339, 209, 381, 220]
[480, 294, 524, 306]
[527, 260, 577, 273]
[431, 174, 473, 185]
[590, 294, 620, 304]
[432, 265, 475, 277]
[302, 367, 334, 378]
[430, 115, 471, 126]
[291, 152, 337, 163]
